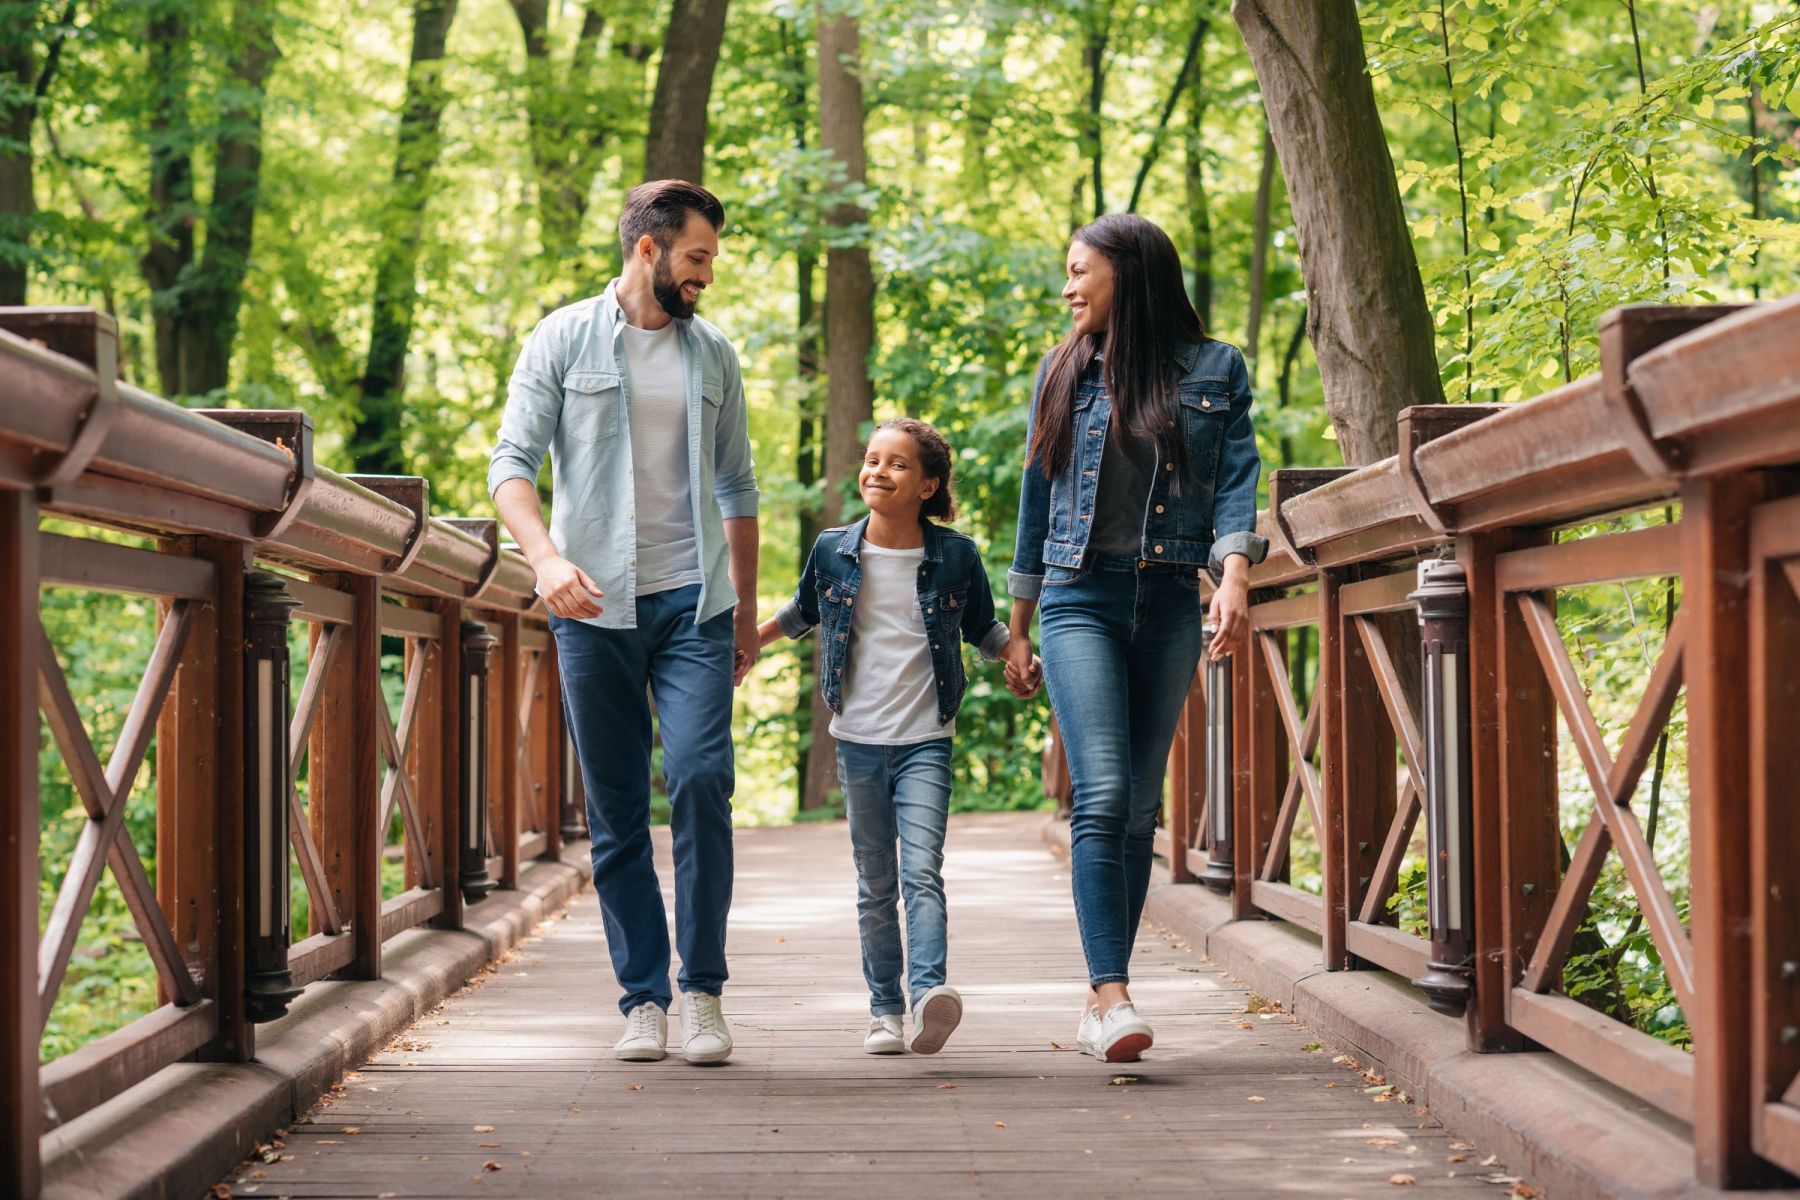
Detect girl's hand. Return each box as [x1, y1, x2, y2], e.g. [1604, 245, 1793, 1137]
[1206, 558, 1251, 661]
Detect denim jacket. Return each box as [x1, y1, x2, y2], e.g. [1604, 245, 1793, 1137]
[1007, 338, 1269, 598]
[775, 517, 1011, 725]
[487, 281, 760, 629]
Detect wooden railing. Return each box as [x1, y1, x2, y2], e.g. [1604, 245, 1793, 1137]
[0, 308, 585, 1198]
[1147, 297, 1800, 1188]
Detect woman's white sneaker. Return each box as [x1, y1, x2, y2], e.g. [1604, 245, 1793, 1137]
[909, 985, 963, 1055]
[681, 993, 733, 1064]
[1076, 1006, 1103, 1058]
[864, 1015, 905, 1054]
[615, 1002, 667, 1062]
[1099, 1002, 1153, 1063]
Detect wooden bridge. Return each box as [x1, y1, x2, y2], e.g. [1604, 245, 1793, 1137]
[3, 297, 1800, 1198]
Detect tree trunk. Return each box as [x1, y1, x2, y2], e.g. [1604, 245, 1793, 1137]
[353, 0, 460, 474]
[1080, 12, 1108, 220]
[140, 5, 197, 397]
[810, 7, 874, 810]
[0, 6, 39, 306]
[1182, 51, 1214, 329]
[643, 0, 730, 183]
[1232, 0, 1443, 464]
[180, 0, 278, 396]
[509, 0, 608, 275]
[1243, 122, 1275, 373]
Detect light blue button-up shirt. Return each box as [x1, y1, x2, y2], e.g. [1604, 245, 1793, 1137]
[487, 282, 760, 628]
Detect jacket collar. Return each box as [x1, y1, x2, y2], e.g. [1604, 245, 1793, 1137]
[835, 515, 945, 564]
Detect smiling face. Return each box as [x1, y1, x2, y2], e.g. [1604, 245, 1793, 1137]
[642, 211, 719, 320]
[859, 427, 941, 521]
[1063, 238, 1115, 338]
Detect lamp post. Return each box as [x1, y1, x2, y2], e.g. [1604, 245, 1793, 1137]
[244, 571, 303, 1022]
[1198, 622, 1235, 894]
[1410, 559, 1475, 1015]
[459, 620, 499, 904]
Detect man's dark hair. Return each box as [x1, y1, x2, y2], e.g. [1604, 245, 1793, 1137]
[619, 179, 725, 260]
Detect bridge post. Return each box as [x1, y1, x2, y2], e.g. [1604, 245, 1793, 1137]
[158, 537, 253, 1062]
[1684, 473, 1768, 1186]
[495, 611, 522, 889]
[1410, 559, 1475, 1016]
[430, 597, 466, 931]
[2, 491, 41, 1198]
[1241, 610, 1286, 920]
[458, 620, 500, 904]
[1197, 627, 1234, 893]
[538, 646, 565, 863]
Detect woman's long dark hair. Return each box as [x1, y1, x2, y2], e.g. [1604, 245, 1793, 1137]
[1027, 213, 1207, 477]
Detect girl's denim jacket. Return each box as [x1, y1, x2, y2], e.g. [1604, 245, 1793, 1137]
[775, 517, 1011, 726]
[1008, 338, 1269, 598]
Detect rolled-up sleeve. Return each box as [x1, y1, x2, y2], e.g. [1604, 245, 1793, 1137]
[713, 343, 760, 519]
[1007, 357, 1052, 600]
[774, 539, 823, 638]
[489, 317, 564, 498]
[1207, 345, 1270, 575]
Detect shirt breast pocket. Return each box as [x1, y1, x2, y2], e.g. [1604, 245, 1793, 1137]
[562, 371, 622, 444]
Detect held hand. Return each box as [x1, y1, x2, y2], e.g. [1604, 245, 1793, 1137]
[1206, 570, 1250, 661]
[733, 611, 761, 686]
[535, 555, 604, 619]
[1006, 653, 1044, 700]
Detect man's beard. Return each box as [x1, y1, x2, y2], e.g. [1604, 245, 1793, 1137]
[652, 252, 702, 320]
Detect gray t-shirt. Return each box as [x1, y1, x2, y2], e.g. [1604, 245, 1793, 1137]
[829, 543, 952, 746]
[622, 321, 702, 596]
[1090, 420, 1159, 559]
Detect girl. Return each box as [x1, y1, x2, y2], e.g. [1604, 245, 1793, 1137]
[1001, 214, 1267, 1063]
[760, 417, 1039, 1055]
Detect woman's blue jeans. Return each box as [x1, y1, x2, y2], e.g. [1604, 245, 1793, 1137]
[835, 737, 954, 1016]
[1039, 560, 1203, 986]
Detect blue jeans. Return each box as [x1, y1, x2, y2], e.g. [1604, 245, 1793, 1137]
[551, 585, 736, 1015]
[835, 738, 954, 1016]
[1039, 560, 1203, 986]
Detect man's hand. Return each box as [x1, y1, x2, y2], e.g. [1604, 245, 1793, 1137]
[535, 554, 604, 619]
[733, 609, 761, 686]
[1206, 556, 1251, 661]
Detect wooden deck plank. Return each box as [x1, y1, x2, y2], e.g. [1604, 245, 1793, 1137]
[226, 814, 1519, 1198]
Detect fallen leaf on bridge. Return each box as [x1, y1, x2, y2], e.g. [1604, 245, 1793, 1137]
[340, 1126, 361, 1135]
[1387, 1173, 1415, 1186]
[473, 1124, 495, 1133]
[993, 1121, 1007, 1128]
[482, 1160, 502, 1172]
[627, 1084, 645, 1091]
[937, 1083, 956, 1089]
[1109, 1076, 1137, 1086]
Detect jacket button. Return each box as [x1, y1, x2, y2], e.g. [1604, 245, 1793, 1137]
[932, 643, 940, 650]
[1155, 504, 1165, 514]
[1164, 462, 1174, 471]
[1154, 545, 1164, 555]
[926, 607, 933, 615]
[1201, 399, 1211, 409]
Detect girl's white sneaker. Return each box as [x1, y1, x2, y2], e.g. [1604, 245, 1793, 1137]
[864, 1015, 905, 1054]
[1099, 1002, 1153, 1063]
[909, 985, 963, 1055]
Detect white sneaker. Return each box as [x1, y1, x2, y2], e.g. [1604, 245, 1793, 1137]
[681, 993, 733, 1064]
[1099, 1002, 1153, 1063]
[909, 985, 963, 1056]
[1076, 1006, 1102, 1058]
[615, 1002, 667, 1062]
[864, 1015, 905, 1055]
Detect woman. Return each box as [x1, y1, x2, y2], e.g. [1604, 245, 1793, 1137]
[1002, 213, 1266, 1063]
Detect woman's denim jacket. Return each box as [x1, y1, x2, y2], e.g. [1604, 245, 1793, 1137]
[1007, 339, 1269, 598]
[775, 517, 1011, 725]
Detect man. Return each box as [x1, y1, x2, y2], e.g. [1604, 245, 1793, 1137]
[489, 180, 759, 1065]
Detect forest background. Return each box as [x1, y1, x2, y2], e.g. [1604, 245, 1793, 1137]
[7, 0, 1798, 1057]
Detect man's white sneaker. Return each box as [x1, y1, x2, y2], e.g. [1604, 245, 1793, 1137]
[1076, 1006, 1102, 1059]
[864, 1015, 905, 1055]
[681, 993, 733, 1064]
[1099, 1001, 1153, 1063]
[909, 985, 963, 1056]
[615, 1002, 667, 1062]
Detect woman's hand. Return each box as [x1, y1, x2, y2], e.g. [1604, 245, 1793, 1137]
[1005, 653, 1044, 699]
[1206, 556, 1251, 661]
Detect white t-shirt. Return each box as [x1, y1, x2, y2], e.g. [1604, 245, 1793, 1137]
[621, 321, 701, 596]
[830, 543, 953, 746]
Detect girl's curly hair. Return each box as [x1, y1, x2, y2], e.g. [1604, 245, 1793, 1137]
[872, 416, 956, 523]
